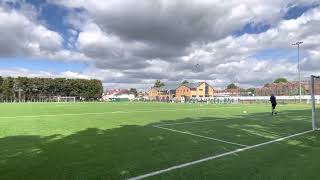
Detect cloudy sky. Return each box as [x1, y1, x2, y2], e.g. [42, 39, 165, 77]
[0, 0, 319, 89]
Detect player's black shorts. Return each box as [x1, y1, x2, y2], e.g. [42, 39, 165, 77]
[272, 103, 277, 109]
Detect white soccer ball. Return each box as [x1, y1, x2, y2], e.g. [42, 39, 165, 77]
[243, 111, 247, 114]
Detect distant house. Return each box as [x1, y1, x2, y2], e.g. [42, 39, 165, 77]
[148, 85, 176, 101]
[136, 91, 148, 100]
[102, 89, 135, 101]
[175, 82, 215, 101]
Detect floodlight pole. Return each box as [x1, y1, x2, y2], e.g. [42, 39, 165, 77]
[292, 41, 303, 103]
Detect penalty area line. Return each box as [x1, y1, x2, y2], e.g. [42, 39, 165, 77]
[128, 129, 315, 180]
[153, 126, 248, 147]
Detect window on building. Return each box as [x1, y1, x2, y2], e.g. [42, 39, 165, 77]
[199, 89, 203, 91]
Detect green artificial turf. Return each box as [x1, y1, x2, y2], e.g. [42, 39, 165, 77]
[0, 102, 319, 180]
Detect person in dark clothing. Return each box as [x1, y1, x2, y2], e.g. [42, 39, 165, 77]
[270, 94, 277, 115]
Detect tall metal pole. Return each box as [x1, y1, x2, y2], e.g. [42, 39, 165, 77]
[292, 41, 303, 103]
[298, 43, 301, 103]
[311, 75, 316, 130]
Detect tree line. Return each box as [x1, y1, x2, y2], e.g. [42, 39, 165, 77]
[0, 76, 103, 102]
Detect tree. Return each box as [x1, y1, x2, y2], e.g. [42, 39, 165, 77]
[0, 76, 103, 102]
[154, 80, 165, 88]
[274, 77, 288, 83]
[2, 77, 14, 101]
[226, 83, 238, 89]
[129, 88, 138, 97]
[0, 76, 3, 100]
[246, 88, 256, 96]
[264, 83, 270, 87]
[181, 80, 189, 85]
[90, 79, 103, 99]
[0, 76, 3, 93]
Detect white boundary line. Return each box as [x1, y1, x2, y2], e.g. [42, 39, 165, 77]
[128, 129, 315, 180]
[155, 119, 226, 126]
[154, 125, 248, 147]
[0, 107, 242, 119]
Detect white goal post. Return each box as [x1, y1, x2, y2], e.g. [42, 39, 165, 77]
[311, 75, 320, 130]
[57, 96, 76, 103]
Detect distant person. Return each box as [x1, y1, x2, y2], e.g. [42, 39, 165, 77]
[270, 94, 277, 115]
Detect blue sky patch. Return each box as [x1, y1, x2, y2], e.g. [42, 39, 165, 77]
[284, 3, 319, 20]
[233, 22, 271, 37]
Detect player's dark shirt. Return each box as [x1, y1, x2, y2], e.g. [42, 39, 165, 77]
[270, 95, 277, 105]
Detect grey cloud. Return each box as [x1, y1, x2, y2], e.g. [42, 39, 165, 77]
[67, 0, 293, 62]
[94, 57, 149, 70]
[2, 0, 320, 89]
[0, 5, 64, 57]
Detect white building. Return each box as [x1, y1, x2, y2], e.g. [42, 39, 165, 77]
[102, 89, 135, 101]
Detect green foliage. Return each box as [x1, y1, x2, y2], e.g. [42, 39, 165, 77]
[274, 77, 288, 83]
[264, 83, 270, 87]
[226, 83, 238, 89]
[129, 88, 138, 97]
[241, 88, 256, 96]
[154, 80, 165, 88]
[0, 76, 3, 94]
[0, 77, 103, 102]
[1, 77, 14, 101]
[181, 80, 189, 85]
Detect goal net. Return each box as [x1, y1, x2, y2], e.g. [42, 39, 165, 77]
[56, 96, 76, 103]
[311, 75, 320, 130]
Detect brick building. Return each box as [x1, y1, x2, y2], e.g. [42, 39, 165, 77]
[255, 81, 318, 96]
[148, 85, 176, 101]
[175, 82, 215, 101]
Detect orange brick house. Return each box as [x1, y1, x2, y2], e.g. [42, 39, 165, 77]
[175, 82, 215, 101]
[148, 86, 176, 101]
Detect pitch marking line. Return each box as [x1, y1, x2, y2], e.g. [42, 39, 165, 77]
[153, 125, 248, 147]
[129, 129, 315, 180]
[155, 119, 227, 126]
[0, 107, 241, 119]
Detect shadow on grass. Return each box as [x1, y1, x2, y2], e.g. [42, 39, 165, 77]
[0, 109, 318, 180]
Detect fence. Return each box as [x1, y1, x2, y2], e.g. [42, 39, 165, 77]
[186, 95, 320, 104]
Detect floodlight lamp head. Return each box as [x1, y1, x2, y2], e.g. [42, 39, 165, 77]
[292, 41, 303, 46]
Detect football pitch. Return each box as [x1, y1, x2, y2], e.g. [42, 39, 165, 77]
[0, 102, 319, 180]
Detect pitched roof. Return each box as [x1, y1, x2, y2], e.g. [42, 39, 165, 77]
[184, 82, 202, 89]
[151, 82, 214, 91]
[150, 84, 178, 91]
[179, 82, 212, 89]
[162, 84, 179, 90]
